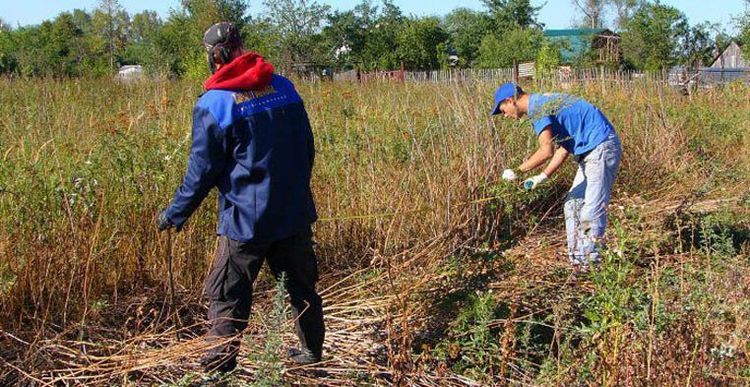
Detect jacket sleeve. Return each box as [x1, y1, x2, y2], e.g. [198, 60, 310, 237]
[165, 105, 227, 229]
[304, 108, 315, 169]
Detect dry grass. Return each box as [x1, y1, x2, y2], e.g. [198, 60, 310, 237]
[0, 77, 748, 385]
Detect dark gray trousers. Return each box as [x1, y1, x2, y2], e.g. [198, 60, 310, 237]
[203, 228, 324, 364]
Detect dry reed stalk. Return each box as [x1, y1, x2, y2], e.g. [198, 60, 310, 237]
[1, 79, 748, 385]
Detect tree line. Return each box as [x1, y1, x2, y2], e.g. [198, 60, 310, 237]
[0, 0, 748, 78]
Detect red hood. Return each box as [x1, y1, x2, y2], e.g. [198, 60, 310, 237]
[204, 52, 275, 91]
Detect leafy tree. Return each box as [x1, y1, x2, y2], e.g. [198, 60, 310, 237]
[12, 27, 40, 76]
[262, 0, 331, 64]
[214, 0, 251, 31]
[536, 39, 562, 77]
[396, 17, 449, 70]
[11, 0, 736, 78]
[120, 11, 163, 67]
[358, 1, 404, 71]
[63, 8, 112, 75]
[179, 0, 250, 33]
[571, 0, 606, 29]
[481, 0, 543, 30]
[318, 0, 407, 70]
[476, 27, 542, 68]
[151, 15, 196, 76]
[155, 0, 250, 78]
[130, 10, 161, 43]
[50, 13, 89, 76]
[243, 16, 282, 62]
[321, 9, 361, 66]
[0, 20, 17, 74]
[478, 0, 543, 72]
[70, 9, 94, 34]
[621, 2, 688, 70]
[379, 0, 404, 23]
[681, 22, 722, 68]
[10, 13, 88, 77]
[607, 0, 643, 29]
[443, 8, 492, 67]
[352, 0, 379, 28]
[92, 0, 130, 71]
[739, 0, 750, 60]
[320, 1, 382, 67]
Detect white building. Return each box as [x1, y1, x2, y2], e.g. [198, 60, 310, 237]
[335, 45, 352, 60]
[115, 65, 144, 82]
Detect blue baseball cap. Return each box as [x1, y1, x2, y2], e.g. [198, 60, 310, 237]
[492, 82, 523, 115]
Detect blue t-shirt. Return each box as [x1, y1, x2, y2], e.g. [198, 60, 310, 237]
[528, 93, 614, 155]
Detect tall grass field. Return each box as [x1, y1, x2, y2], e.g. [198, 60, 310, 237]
[0, 76, 749, 385]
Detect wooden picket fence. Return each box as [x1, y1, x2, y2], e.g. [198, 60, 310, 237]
[299, 65, 750, 88]
[404, 68, 515, 83]
[401, 67, 672, 85]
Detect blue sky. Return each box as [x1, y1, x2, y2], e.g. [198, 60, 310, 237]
[1, 0, 746, 33]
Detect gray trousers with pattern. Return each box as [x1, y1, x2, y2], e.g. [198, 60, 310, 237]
[564, 132, 622, 265]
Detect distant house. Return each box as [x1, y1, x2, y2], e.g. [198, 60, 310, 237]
[334, 45, 352, 60]
[115, 65, 144, 82]
[709, 41, 747, 69]
[544, 29, 621, 65]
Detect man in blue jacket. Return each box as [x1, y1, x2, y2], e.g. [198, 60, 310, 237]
[157, 22, 323, 372]
[492, 83, 622, 269]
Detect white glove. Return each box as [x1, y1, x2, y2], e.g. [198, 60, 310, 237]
[524, 173, 548, 191]
[501, 169, 518, 181]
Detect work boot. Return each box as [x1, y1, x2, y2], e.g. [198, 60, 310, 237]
[287, 348, 321, 365]
[201, 341, 240, 373]
[201, 354, 237, 373]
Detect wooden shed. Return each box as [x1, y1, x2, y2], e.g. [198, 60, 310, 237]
[710, 41, 747, 69]
[544, 29, 621, 65]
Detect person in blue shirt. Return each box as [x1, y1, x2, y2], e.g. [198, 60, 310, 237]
[491, 82, 622, 269]
[156, 22, 323, 372]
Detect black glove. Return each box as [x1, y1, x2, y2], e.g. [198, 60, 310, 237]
[157, 211, 174, 232]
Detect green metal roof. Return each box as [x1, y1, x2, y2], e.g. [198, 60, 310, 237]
[544, 29, 612, 63]
[544, 28, 609, 37]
